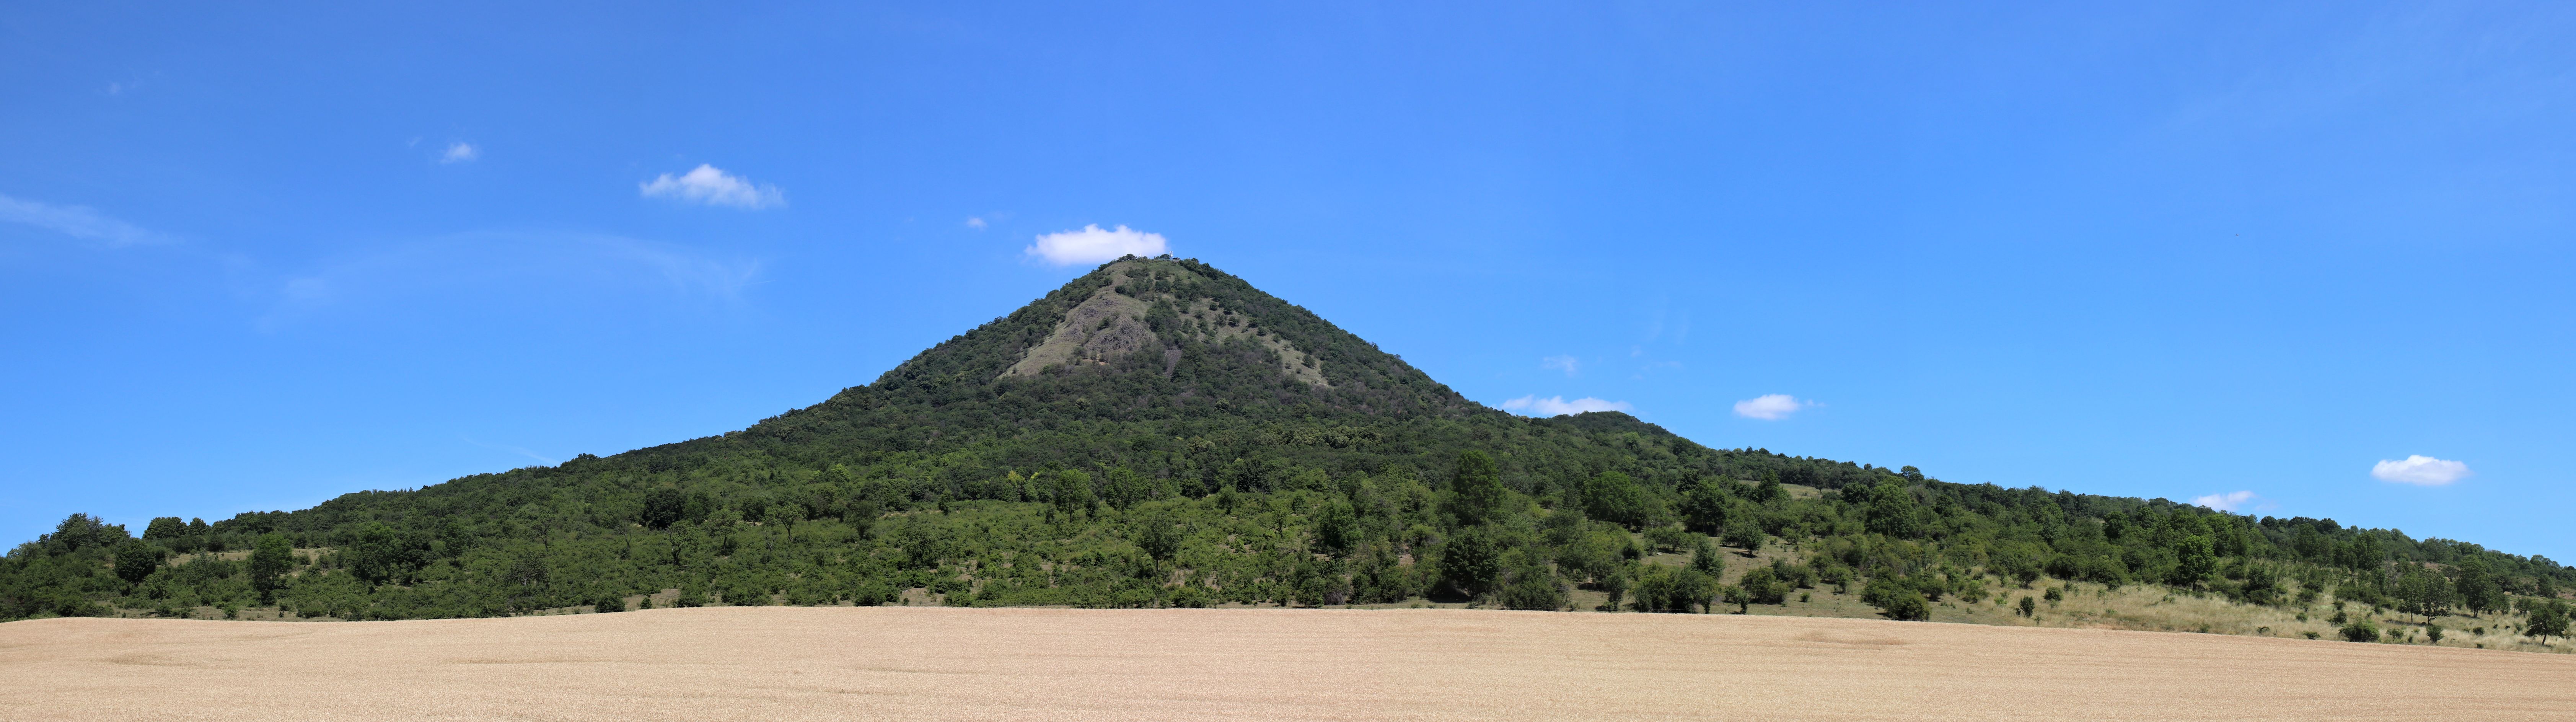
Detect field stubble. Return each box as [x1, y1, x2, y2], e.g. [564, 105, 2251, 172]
[6, 606, 2573, 721]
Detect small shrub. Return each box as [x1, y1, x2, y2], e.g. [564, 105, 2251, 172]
[2302, 631, 2320, 640]
[593, 594, 626, 613]
[2339, 620, 2381, 643]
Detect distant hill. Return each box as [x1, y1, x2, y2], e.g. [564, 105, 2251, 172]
[6, 257, 2569, 647]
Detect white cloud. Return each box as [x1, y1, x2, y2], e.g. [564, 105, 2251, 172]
[1541, 355, 1580, 377]
[1025, 224, 1168, 266]
[1732, 394, 1810, 420]
[440, 142, 478, 163]
[2371, 455, 2471, 486]
[639, 165, 785, 209]
[0, 193, 169, 246]
[2192, 491, 2258, 512]
[965, 217, 987, 230]
[1500, 395, 1633, 417]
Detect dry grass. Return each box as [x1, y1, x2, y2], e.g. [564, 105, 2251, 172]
[7, 606, 2572, 721]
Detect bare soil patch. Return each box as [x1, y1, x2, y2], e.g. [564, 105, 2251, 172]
[5, 607, 2569, 721]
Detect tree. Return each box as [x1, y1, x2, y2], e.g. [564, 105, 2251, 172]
[640, 488, 687, 529]
[1580, 471, 1654, 529]
[1862, 579, 1930, 621]
[2527, 601, 2571, 644]
[345, 522, 422, 586]
[2454, 558, 2504, 616]
[1754, 477, 1786, 504]
[112, 541, 163, 584]
[1678, 480, 1730, 535]
[1863, 481, 1920, 538]
[2017, 595, 2036, 617]
[1631, 566, 1714, 613]
[1437, 525, 1503, 600]
[1134, 516, 1183, 561]
[1049, 470, 1099, 518]
[249, 533, 295, 603]
[1446, 451, 1506, 527]
[2392, 565, 2452, 623]
[1496, 567, 1566, 611]
[42, 513, 124, 554]
[1688, 536, 1725, 578]
[1739, 567, 1789, 605]
[1721, 515, 1764, 552]
[2168, 535, 2217, 590]
[1313, 502, 1359, 557]
[142, 517, 187, 541]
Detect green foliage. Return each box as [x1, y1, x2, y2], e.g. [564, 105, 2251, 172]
[1862, 579, 1930, 621]
[1861, 481, 1921, 539]
[2339, 619, 2381, 643]
[344, 522, 424, 586]
[248, 533, 293, 603]
[1446, 451, 1506, 527]
[2527, 600, 2570, 643]
[4, 258, 2569, 623]
[1437, 525, 1504, 600]
[1580, 471, 1655, 529]
[1677, 479, 1730, 535]
[1738, 567, 1789, 605]
[1688, 536, 1724, 578]
[111, 541, 162, 585]
[1631, 565, 1713, 613]
[2392, 564, 2453, 622]
[143, 517, 187, 541]
[1496, 566, 1566, 611]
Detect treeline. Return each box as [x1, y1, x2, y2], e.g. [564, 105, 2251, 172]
[7, 445, 2569, 634]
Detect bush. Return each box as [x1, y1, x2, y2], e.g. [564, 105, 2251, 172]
[1862, 578, 1930, 621]
[1496, 569, 1567, 611]
[1631, 566, 1714, 613]
[1739, 567, 1789, 605]
[2339, 620, 2381, 643]
[593, 594, 626, 613]
[1641, 526, 1695, 553]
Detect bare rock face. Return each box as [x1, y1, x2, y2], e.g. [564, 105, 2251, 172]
[999, 264, 1158, 378]
[999, 260, 1327, 387]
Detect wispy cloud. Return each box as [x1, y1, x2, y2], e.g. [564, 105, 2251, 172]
[1500, 395, 1633, 416]
[1026, 224, 1167, 266]
[639, 165, 785, 209]
[0, 193, 171, 247]
[440, 142, 479, 163]
[2191, 490, 2258, 512]
[965, 217, 988, 230]
[2372, 455, 2471, 486]
[1732, 393, 1812, 420]
[261, 231, 759, 328]
[1541, 355, 1580, 377]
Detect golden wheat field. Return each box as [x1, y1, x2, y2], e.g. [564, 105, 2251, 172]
[5, 606, 2570, 721]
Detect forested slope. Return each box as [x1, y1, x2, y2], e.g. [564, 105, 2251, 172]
[6, 257, 2570, 647]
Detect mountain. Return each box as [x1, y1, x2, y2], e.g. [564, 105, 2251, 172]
[5, 257, 2571, 642]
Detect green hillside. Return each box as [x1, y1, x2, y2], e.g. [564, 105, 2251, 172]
[6, 257, 2571, 647]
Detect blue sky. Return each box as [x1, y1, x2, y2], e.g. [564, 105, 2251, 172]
[5, 2, 2571, 561]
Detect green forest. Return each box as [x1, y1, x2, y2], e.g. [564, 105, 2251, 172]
[7, 257, 2570, 647]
